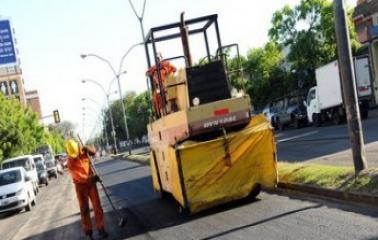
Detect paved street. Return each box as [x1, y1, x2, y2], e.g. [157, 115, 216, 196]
[276, 109, 378, 166]
[1, 158, 377, 240]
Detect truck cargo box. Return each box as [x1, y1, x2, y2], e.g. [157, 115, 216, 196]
[315, 60, 343, 110]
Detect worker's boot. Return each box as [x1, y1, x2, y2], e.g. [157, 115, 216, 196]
[85, 230, 94, 240]
[98, 229, 109, 239]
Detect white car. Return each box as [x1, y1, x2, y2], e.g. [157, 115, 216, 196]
[0, 167, 36, 213]
[262, 104, 277, 127]
[45, 160, 58, 178]
[1, 155, 39, 195]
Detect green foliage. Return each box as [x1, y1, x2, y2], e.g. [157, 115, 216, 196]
[243, 41, 288, 108]
[279, 163, 378, 195]
[102, 91, 151, 145]
[48, 120, 76, 139]
[268, 0, 359, 90]
[0, 94, 65, 162]
[44, 130, 66, 153]
[126, 91, 152, 139]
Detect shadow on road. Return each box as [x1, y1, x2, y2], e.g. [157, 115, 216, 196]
[0, 210, 22, 220]
[199, 204, 322, 240]
[266, 189, 378, 219]
[23, 209, 147, 240]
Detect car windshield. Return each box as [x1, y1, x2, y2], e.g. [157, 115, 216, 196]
[0, 170, 22, 186]
[288, 98, 298, 107]
[36, 163, 45, 171]
[44, 154, 53, 162]
[34, 157, 42, 163]
[45, 161, 55, 168]
[2, 158, 31, 171]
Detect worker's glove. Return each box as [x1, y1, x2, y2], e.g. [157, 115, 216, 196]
[92, 175, 102, 183]
[82, 146, 88, 153]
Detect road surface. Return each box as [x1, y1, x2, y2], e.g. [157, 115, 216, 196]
[1, 158, 377, 240]
[276, 109, 378, 165]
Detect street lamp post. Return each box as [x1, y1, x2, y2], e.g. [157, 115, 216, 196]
[82, 79, 119, 154]
[82, 98, 110, 149]
[81, 43, 142, 155]
[83, 106, 106, 147]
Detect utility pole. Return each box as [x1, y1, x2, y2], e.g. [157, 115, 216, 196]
[334, 0, 367, 173]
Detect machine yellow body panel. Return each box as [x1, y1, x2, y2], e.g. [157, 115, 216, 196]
[148, 115, 278, 213]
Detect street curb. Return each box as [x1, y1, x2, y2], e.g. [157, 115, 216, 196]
[115, 154, 150, 165]
[271, 182, 378, 207]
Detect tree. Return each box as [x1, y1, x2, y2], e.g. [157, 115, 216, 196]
[48, 120, 76, 138]
[103, 91, 150, 146]
[268, 0, 359, 89]
[126, 91, 151, 139]
[243, 41, 286, 109]
[0, 94, 66, 162]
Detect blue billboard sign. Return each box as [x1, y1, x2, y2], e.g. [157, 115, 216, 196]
[0, 20, 17, 66]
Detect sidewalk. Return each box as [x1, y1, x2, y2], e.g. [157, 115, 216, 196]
[306, 141, 378, 168]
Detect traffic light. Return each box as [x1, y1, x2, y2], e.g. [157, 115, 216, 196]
[53, 110, 60, 123]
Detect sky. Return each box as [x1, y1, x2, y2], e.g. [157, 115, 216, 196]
[0, 0, 356, 141]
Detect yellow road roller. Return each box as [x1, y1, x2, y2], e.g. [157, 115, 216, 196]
[143, 13, 277, 214]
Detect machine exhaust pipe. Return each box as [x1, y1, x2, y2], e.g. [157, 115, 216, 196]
[180, 12, 192, 67]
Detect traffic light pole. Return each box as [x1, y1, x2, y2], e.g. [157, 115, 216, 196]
[333, 0, 367, 173]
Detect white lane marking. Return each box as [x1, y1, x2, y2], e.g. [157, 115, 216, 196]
[275, 133, 284, 138]
[277, 131, 319, 143]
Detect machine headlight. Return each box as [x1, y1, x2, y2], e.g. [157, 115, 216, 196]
[16, 188, 24, 196]
[192, 97, 200, 106]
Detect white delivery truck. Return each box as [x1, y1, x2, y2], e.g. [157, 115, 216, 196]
[305, 57, 372, 126]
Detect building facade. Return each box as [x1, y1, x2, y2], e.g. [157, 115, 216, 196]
[0, 18, 27, 105]
[353, 0, 378, 105]
[25, 90, 42, 118]
[0, 65, 26, 104]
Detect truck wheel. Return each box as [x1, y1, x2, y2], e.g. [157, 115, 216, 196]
[293, 117, 300, 129]
[332, 111, 342, 125]
[313, 114, 321, 127]
[178, 205, 190, 216]
[25, 197, 32, 212]
[271, 117, 276, 129]
[277, 118, 284, 131]
[361, 110, 368, 119]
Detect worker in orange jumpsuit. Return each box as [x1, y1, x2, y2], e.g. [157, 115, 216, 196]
[65, 139, 108, 240]
[146, 53, 176, 116]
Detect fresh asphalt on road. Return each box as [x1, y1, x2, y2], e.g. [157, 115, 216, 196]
[276, 109, 378, 163]
[1, 157, 377, 240]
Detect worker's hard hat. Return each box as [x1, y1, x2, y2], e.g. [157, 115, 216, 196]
[65, 139, 79, 158]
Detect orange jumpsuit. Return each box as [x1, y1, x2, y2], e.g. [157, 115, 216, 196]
[147, 60, 176, 116]
[67, 148, 105, 235]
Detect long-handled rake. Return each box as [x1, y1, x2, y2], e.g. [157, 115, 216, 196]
[77, 135, 127, 228]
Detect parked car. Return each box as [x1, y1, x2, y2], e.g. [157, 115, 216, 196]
[0, 167, 36, 213]
[273, 96, 308, 130]
[262, 104, 278, 127]
[1, 155, 39, 195]
[36, 162, 48, 186]
[45, 160, 58, 179]
[32, 154, 45, 165]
